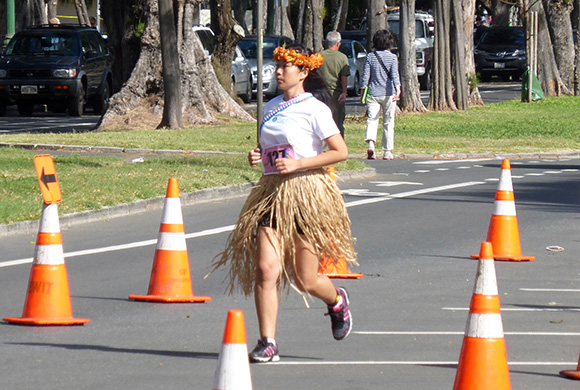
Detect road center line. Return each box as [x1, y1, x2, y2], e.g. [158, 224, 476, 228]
[354, 331, 580, 336]
[0, 181, 484, 268]
[265, 360, 576, 366]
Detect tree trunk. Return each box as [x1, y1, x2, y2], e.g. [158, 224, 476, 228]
[525, 0, 571, 96]
[74, 0, 90, 26]
[297, 0, 323, 51]
[462, 0, 483, 106]
[274, 4, 295, 39]
[451, 0, 468, 110]
[399, 0, 427, 112]
[545, 0, 575, 91]
[158, 0, 183, 129]
[429, 0, 457, 111]
[491, 0, 511, 26]
[98, 0, 253, 130]
[296, 0, 306, 44]
[233, 0, 250, 34]
[574, 0, 580, 95]
[367, 0, 388, 51]
[47, 0, 58, 23]
[211, 0, 244, 93]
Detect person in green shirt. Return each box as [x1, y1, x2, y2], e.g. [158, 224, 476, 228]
[319, 31, 350, 137]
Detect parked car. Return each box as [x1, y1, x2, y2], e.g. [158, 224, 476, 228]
[387, 11, 435, 90]
[474, 26, 526, 82]
[192, 26, 252, 102]
[337, 39, 367, 96]
[237, 35, 293, 98]
[0, 24, 113, 117]
[338, 30, 368, 49]
[231, 45, 252, 103]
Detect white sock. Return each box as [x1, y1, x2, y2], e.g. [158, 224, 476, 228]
[367, 140, 375, 150]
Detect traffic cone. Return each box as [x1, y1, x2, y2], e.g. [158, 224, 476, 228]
[212, 310, 252, 390]
[453, 241, 511, 390]
[4, 203, 90, 325]
[472, 159, 535, 261]
[318, 167, 363, 279]
[129, 178, 211, 303]
[560, 351, 580, 379]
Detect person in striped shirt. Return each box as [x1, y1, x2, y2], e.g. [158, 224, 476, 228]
[360, 29, 401, 160]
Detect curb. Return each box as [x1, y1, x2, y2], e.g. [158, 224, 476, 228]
[0, 167, 377, 237]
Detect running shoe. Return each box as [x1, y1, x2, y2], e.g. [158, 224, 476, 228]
[383, 151, 394, 160]
[249, 337, 280, 363]
[326, 287, 352, 340]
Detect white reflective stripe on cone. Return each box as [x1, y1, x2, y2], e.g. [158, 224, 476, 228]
[213, 343, 252, 390]
[473, 260, 499, 296]
[497, 170, 514, 192]
[160, 198, 184, 225]
[465, 313, 504, 338]
[156, 232, 187, 251]
[492, 200, 517, 216]
[39, 204, 61, 233]
[33, 244, 65, 265]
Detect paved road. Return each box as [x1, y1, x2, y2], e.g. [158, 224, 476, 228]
[0, 82, 521, 134]
[1, 157, 580, 389]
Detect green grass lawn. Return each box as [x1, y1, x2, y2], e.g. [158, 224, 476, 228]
[1, 96, 579, 225]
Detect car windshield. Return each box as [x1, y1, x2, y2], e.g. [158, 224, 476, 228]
[480, 29, 524, 46]
[387, 20, 425, 39]
[338, 42, 353, 58]
[5, 32, 79, 56]
[238, 39, 280, 59]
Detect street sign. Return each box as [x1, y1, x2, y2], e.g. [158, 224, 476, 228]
[34, 154, 62, 204]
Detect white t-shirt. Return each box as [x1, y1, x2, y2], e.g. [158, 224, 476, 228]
[260, 93, 339, 175]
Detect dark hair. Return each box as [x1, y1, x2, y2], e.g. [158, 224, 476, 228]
[284, 43, 332, 108]
[372, 29, 395, 51]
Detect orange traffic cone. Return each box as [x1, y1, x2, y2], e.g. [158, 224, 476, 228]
[129, 178, 211, 303]
[4, 203, 90, 325]
[472, 159, 534, 261]
[318, 167, 363, 279]
[453, 242, 511, 390]
[560, 354, 580, 379]
[212, 310, 252, 390]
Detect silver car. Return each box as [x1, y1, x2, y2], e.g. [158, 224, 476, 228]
[231, 45, 252, 103]
[338, 39, 367, 96]
[237, 35, 293, 98]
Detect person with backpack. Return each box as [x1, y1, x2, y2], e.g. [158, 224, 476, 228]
[360, 29, 401, 160]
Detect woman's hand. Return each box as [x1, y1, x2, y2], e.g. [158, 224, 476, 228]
[275, 157, 301, 174]
[248, 147, 262, 167]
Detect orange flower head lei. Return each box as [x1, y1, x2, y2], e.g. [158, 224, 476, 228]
[273, 46, 324, 71]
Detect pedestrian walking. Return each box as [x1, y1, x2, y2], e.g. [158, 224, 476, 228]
[360, 29, 401, 160]
[211, 43, 357, 363]
[319, 31, 350, 137]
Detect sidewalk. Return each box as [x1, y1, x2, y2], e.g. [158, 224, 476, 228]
[2, 141, 579, 237]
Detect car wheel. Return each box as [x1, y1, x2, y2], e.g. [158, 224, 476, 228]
[241, 75, 252, 103]
[419, 65, 431, 90]
[17, 102, 34, 116]
[93, 82, 110, 116]
[349, 74, 360, 97]
[69, 84, 85, 117]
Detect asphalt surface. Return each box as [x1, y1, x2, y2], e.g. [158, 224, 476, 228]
[2, 156, 580, 389]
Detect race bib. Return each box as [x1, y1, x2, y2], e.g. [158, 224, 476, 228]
[262, 144, 295, 175]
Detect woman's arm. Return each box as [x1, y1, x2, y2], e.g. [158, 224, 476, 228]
[274, 134, 348, 174]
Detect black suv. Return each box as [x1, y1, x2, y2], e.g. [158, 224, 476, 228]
[0, 25, 113, 116]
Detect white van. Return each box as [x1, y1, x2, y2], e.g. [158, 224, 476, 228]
[387, 11, 434, 90]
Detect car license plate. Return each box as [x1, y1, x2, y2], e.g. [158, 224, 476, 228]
[494, 62, 505, 69]
[21, 85, 38, 94]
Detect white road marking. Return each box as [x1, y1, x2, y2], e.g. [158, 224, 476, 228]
[354, 331, 580, 336]
[266, 360, 576, 366]
[443, 307, 580, 312]
[413, 159, 493, 165]
[520, 288, 580, 292]
[414, 169, 431, 173]
[368, 181, 423, 187]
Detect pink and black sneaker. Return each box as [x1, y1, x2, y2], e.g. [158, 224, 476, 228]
[249, 337, 280, 363]
[326, 287, 352, 340]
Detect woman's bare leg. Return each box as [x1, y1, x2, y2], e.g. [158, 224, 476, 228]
[293, 233, 338, 305]
[254, 227, 281, 339]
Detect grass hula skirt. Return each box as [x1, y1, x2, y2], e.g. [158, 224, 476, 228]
[212, 168, 357, 298]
